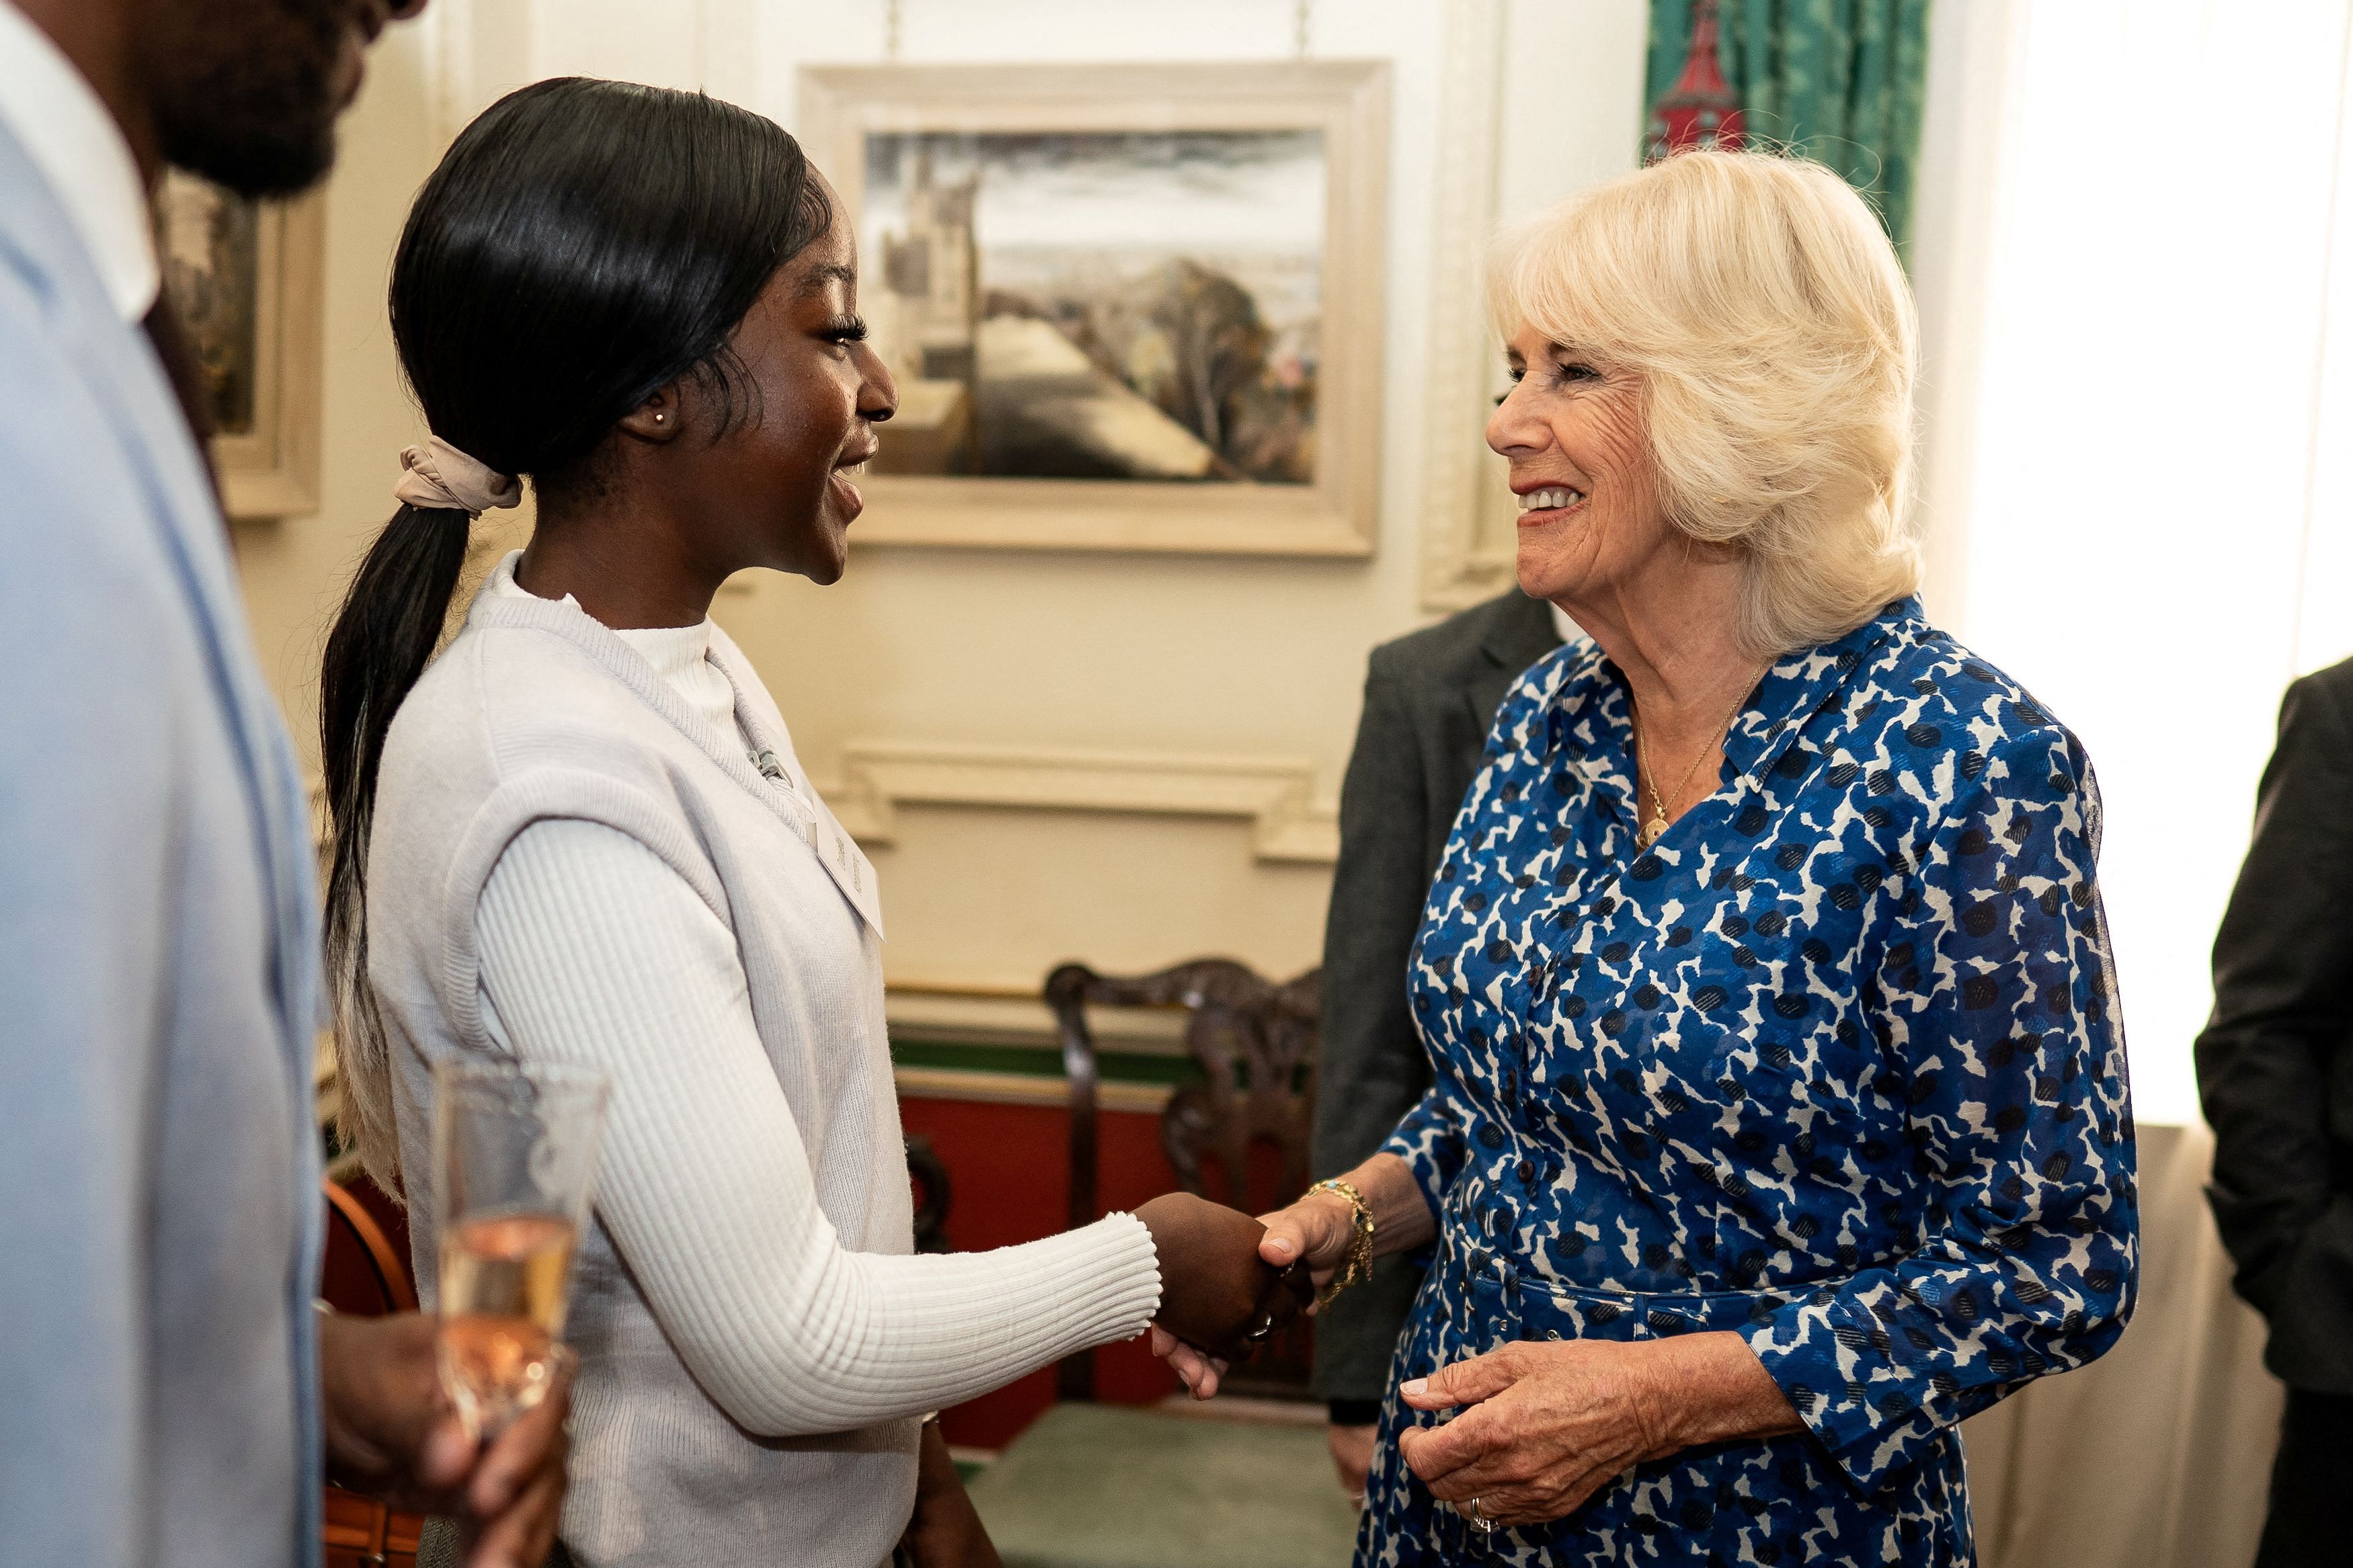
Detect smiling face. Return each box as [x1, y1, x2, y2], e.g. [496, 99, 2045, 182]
[663, 188, 898, 587]
[1486, 323, 1674, 609]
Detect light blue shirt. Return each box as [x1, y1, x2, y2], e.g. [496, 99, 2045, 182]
[0, 92, 325, 1568]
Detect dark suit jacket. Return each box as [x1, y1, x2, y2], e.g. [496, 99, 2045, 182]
[2198, 655, 2353, 1393]
[1310, 589, 1563, 1412]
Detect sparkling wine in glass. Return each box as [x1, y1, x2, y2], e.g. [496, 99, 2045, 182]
[431, 1059, 608, 1439]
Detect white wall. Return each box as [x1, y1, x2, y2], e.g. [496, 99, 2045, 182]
[231, 24, 446, 789]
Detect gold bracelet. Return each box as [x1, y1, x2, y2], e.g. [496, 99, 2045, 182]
[1306, 1178, 1376, 1311]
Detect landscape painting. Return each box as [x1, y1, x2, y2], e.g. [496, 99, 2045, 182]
[860, 130, 1324, 487]
[802, 60, 1390, 556]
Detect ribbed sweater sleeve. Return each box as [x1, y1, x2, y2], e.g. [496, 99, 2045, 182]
[473, 817, 1162, 1437]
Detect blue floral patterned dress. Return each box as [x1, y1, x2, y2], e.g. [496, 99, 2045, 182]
[1359, 599, 2138, 1567]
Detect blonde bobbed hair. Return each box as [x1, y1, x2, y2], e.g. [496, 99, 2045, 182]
[1488, 148, 1921, 659]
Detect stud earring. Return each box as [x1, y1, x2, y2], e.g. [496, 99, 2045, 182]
[653, 411, 667, 423]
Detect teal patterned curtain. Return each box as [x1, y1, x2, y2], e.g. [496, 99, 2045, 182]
[1646, 0, 1933, 253]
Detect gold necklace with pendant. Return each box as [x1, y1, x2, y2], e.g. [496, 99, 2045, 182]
[1630, 666, 1767, 850]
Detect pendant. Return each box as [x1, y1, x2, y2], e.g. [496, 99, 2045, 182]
[1636, 813, 1667, 850]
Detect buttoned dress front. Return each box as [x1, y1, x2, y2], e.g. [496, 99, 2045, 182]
[1360, 600, 2139, 1567]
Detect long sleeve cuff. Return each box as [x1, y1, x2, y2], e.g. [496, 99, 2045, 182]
[1741, 1246, 2128, 1496]
[1010, 1210, 1163, 1354]
[745, 1210, 1164, 1434]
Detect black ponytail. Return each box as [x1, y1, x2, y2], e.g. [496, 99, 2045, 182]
[321, 78, 834, 1189]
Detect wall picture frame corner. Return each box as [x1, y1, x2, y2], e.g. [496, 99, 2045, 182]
[154, 170, 325, 521]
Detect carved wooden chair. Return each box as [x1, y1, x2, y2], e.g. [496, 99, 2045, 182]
[906, 1134, 954, 1253]
[1045, 957, 1322, 1401]
[963, 960, 1359, 1568]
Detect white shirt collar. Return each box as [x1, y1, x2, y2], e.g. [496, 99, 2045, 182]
[1550, 602, 1582, 645]
[486, 550, 733, 730]
[0, 1, 160, 321]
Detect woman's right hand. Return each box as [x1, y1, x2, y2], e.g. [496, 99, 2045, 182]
[1133, 1193, 1311, 1358]
[1145, 1159, 1429, 1400]
[1135, 1192, 1314, 1399]
[1149, 1190, 1359, 1401]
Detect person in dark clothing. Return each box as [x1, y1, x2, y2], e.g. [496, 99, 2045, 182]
[2198, 656, 2353, 1568]
[1310, 587, 1564, 1498]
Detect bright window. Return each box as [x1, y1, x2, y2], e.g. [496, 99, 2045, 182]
[1940, 1, 2353, 1124]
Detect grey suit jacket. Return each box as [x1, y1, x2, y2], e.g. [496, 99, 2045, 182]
[2198, 655, 2353, 1393]
[0, 125, 325, 1565]
[1310, 589, 1562, 1409]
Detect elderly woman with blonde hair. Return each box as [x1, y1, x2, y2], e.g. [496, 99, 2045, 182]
[1162, 149, 2140, 1564]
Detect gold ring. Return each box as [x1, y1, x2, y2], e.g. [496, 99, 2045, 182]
[1465, 1495, 1499, 1535]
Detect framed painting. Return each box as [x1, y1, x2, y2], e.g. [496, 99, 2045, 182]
[799, 61, 1390, 556]
[153, 170, 325, 520]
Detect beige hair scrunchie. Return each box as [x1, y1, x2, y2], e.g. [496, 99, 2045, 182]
[392, 436, 520, 516]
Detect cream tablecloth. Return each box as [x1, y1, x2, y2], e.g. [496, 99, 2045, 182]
[1962, 1120, 2282, 1568]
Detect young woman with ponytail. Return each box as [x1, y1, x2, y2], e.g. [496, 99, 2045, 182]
[322, 79, 1301, 1568]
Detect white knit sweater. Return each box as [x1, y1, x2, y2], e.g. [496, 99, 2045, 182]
[390, 556, 1162, 1565]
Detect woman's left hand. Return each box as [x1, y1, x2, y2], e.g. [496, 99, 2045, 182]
[1148, 1324, 1232, 1399]
[1394, 1340, 1667, 1528]
[1396, 1332, 1802, 1529]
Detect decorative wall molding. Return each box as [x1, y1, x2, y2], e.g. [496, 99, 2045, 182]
[1417, 0, 1515, 612]
[824, 741, 1341, 866]
[421, 0, 755, 147]
[692, 0, 759, 110]
[418, 0, 506, 148]
[887, 983, 1185, 1114]
[886, 981, 1194, 1055]
[894, 1065, 1171, 1114]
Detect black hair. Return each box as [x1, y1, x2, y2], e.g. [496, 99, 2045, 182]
[321, 78, 833, 1187]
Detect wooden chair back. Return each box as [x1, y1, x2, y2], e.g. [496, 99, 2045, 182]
[906, 1135, 954, 1253]
[1046, 958, 1321, 1401]
[320, 1175, 425, 1568]
[322, 1175, 418, 1315]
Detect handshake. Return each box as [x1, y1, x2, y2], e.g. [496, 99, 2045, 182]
[1131, 1192, 1318, 1373]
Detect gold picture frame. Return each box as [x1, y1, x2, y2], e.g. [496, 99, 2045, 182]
[799, 61, 1390, 558]
[154, 171, 325, 520]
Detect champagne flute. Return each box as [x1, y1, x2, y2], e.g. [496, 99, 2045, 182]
[431, 1057, 610, 1440]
